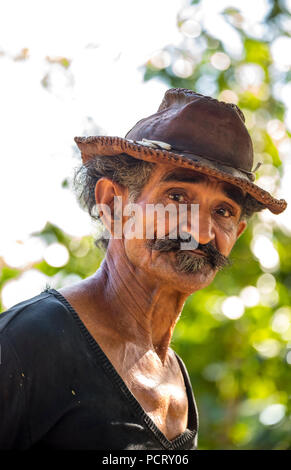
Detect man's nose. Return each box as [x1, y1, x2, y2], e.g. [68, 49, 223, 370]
[179, 205, 215, 246]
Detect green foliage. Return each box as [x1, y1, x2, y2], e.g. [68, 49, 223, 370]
[0, 0, 291, 451]
[0, 266, 21, 287]
[244, 38, 271, 67]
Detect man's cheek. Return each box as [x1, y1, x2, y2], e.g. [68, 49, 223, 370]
[219, 232, 237, 257]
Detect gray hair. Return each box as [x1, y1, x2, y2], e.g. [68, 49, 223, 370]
[73, 154, 155, 250]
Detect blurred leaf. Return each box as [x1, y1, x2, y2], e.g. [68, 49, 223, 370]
[223, 7, 241, 16]
[263, 131, 282, 166]
[0, 266, 21, 288]
[266, 0, 284, 21]
[244, 39, 271, 66]
[45, 56, 71, 68]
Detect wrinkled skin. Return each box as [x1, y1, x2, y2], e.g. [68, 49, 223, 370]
[59, 162, 247, 440]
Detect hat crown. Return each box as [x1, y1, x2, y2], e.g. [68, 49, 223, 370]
[126, 88, 253, 172]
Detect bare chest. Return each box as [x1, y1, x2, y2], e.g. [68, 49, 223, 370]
[121, 364, 189, 440]
[94, 334, 189, 440]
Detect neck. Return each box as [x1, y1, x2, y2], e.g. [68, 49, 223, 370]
[88, 242, 189, 363]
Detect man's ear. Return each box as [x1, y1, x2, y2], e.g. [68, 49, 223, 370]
[94, 178, 126, 233]
[236, 219, 247, 239]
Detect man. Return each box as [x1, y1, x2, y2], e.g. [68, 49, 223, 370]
[0, 88, 287, 450]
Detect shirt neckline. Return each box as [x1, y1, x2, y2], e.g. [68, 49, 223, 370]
[46, 288, 198, 450]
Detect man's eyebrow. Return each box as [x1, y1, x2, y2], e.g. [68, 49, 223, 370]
[220, 182, 245, 209]
[160, 169, 245, 208]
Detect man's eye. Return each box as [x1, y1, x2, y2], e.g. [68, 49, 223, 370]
[169, 193, 186, 203]
[216, 207, 233, 218]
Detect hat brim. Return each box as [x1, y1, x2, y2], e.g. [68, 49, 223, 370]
[74, 136, 287, 215]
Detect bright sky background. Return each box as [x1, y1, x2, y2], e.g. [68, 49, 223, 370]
[0, 0, 290, 269]
[0, 0, 183, 246]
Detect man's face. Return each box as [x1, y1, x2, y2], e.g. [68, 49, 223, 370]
[103, 163, 247, 294]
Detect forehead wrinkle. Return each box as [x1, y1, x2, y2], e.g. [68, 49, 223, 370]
[160, 168, 207, 185]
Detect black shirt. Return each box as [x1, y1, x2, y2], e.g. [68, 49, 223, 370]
[0, 288, 198, 450]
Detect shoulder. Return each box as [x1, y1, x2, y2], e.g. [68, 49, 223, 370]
[0, 289, 70, 337]
[0, 289, 78, 364]
[0, 289, 84, 449]
[0, 288, 91, 389]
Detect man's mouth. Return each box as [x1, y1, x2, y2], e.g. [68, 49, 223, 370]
[186, 249, 207, 257]
[147, 234, 232, 272]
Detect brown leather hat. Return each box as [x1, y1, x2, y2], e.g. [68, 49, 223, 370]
[75, 88, 287, 214]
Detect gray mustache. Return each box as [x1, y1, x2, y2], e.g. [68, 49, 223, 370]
[148, 233, 232, 271]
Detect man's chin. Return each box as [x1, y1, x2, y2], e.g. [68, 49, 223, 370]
[163, 252, 218, 290]
[169, 268, 217, 293]
[146, 249, 218, 290]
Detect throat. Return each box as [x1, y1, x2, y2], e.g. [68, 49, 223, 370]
[89, 259, 186, 358]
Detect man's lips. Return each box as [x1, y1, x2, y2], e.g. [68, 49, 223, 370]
[184, 249, 207, 257]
